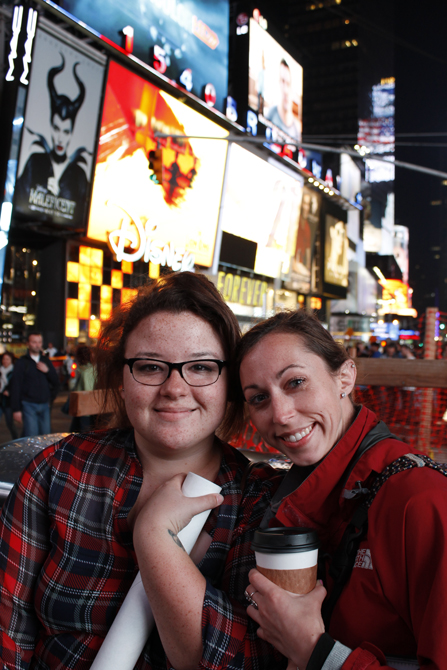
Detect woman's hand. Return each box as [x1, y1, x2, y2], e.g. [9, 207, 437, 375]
[246, 568, 326, 669]
[133, 473, 223, 547]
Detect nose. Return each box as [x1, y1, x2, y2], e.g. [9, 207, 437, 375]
[159, 368, 188, 397]
[270, 393, 295, 426]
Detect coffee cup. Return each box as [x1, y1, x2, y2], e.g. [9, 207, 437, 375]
[251, 527, 319, 595]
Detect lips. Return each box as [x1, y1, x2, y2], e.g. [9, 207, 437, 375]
[279, 423, 314, 444]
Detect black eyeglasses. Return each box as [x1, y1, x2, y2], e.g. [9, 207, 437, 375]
[124, 358, 227, 387]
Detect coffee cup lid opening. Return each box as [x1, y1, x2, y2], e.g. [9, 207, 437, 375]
[251, 527, 319, 554]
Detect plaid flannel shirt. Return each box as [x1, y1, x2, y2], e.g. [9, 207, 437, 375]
[0, 429, 286, 670]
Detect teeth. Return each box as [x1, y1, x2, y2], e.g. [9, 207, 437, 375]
[282, 426, 312, 442]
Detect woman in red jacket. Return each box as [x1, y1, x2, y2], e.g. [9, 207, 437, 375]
[236, 308, 447, 670]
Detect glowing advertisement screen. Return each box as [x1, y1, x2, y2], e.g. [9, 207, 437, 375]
[58, 0, 229, 113]
[324, 215, 349, 288]
[14, 26, 106, 229]
[248, 18, 303, 144]
[87, 60, 228, 268]
[219, 144, 303, 278]
[284, 186, 321, 294]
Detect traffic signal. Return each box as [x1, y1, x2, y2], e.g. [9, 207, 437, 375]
[148, 149, 163, 184]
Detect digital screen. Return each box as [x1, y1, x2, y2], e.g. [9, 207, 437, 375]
[87, 60, 228, 268]
[219, 144, 304, 278]
[58, 0, 229, 113]
[284, 186, 321, 294]
[14, 25, 106, 230]
[324, 215, 349, 288]
[248, 18, 303, 144]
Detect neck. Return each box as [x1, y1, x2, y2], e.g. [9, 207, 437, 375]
[50, 150, 68, 164]
[135, 436, 222, 487]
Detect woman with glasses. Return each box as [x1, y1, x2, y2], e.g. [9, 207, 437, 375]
[0, 273, 285, 670]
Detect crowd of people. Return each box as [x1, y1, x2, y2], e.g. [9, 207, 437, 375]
[0, 271, 445, 670]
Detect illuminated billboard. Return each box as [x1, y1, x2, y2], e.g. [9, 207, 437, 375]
[284, 186, 321, 294]
[14, 24, 106, 230]
[377, 278, 417, 317]
[324, 215, 349, 288]
[219, 144, 303, 278]
[57, 0, 229, 113]
[87, 60, 228, 269]
[248, 18, 303, 144]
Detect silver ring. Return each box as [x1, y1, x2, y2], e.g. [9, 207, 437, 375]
[244, 589, 258, 609]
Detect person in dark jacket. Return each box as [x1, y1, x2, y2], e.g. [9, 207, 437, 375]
[10, 332, 59, 437]
[0, 352, 18, 440]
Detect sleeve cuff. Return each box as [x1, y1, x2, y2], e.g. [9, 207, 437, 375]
[306, 634, 352, 670]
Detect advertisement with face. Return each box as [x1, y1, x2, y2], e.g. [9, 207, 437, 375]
[248, 18, 302, 144]
[87, 60, 228, 269]
[14, 25, 105, 230]
[324, 215, 349, 288]
[283, 187, 321, 294]
[59, 0, 229, 113]
[219, 144, 303, 278]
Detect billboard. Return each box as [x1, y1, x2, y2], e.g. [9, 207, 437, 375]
[87, 60, 228, 269]
[219, 144, 303, 278]
[57, 0, 229, 113]
[14, 25, 106, 230]
[284, 186, 321, 293]
[248, 18, 303, 144]
[324, 215, 349, 288]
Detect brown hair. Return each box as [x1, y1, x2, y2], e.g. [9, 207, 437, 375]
[233, 309, 351, 401]
[75, 344, 92, 366]
[95, 272, 243, 440]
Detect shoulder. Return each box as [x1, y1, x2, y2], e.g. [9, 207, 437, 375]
[219, 441, 283, 492]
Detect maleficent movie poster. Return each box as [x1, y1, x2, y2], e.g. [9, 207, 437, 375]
[14, 25, 105, 230]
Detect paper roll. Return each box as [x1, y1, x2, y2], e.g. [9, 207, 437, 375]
[90, 472, 221, 670]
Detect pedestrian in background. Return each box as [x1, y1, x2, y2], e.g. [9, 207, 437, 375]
[0, 352, 18, 440]
[69, 344, 96, 433]
[10, 332, 60, 437]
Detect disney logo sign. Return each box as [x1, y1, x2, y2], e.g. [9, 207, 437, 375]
[107, 202, 195, 272]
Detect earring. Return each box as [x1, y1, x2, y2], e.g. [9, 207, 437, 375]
[341, 392, 346, 398]
[351, 363, 355, 368]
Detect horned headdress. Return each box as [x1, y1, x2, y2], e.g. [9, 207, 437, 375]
[47, 54, 85, 127]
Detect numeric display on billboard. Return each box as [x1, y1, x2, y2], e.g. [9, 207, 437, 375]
[248, 19, 303, 145]
[87, 60, 228, 269]
[219, 144, 303, 278]
[57, 0, 229, 113]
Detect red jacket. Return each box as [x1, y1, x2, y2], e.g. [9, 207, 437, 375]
[274, 405, 447, 669]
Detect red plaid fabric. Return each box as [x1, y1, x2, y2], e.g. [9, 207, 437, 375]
[0, 430, 286, 670]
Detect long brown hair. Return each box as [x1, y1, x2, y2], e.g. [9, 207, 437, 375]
[95, 272, 243, 440]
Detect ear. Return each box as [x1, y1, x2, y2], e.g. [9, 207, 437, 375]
[338, 360, 357, 397]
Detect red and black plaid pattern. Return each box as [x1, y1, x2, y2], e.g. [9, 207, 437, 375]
[0, 431, 286, 670]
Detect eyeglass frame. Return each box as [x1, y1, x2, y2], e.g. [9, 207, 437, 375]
[123, 358, 228, 387]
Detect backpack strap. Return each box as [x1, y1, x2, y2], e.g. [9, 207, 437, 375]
[322, 450, 447, 628]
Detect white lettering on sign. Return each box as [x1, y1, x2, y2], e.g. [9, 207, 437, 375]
[5, 5, 23, 82]
[107, 203, 195, 272]
[20, 8, 38, 85]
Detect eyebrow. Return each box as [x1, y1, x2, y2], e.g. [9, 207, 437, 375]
[130, 351, 222, 359]
[243, 364, 306, 392]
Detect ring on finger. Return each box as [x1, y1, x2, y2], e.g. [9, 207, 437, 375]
[244, 589, 259, 609]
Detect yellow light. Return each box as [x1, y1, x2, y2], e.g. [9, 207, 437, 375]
[329, 190, 334, 195]
[79, 246, 91, 266]
[378, 319, 384, 325]
[111, 269, 123, 288]
[90, 248, 103, 268]
[90, 267, 102, 286]
[308, 177, 314, 183]
[66, 318, 79, 338]
[79, 265, 90, 284]
[324, 187, 329, 193]
[122, 260, 133, 274]
[373, 266, 386, 282]
[100, 302, 112, 320]
[90, 314, 96, 320]
[67, 262, 79, 282]
[149, 263, 160, 279]
[122, 288, 138, 304]
[66, 299, 78, 318]
[392, 319, 399, 325]
[78, 301, 90, 320]
[32, 260, 38, 266]
[78, 284, 91, 301]
[319, 184, 324, 189]
[101, 285, 113, 302]
[31, 291, 36, 296]
[89, 319, 101, 338]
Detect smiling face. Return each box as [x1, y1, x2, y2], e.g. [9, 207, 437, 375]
[121, 311, 228, 461]
[239, 332, 356, 466]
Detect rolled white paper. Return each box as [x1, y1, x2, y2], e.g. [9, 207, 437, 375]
[90, 472, 222, 670]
